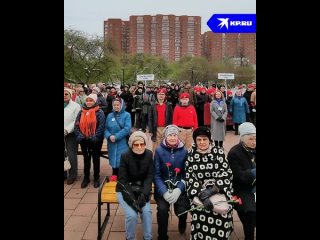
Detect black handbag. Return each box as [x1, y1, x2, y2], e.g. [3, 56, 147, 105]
[130, 181, 143, 199]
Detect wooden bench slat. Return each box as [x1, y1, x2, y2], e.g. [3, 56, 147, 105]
[101, 182, 117, 202]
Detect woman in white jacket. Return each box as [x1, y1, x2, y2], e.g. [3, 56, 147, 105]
[64, 88, 81, 184]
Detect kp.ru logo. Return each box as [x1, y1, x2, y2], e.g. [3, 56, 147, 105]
[207, 14, 256, 33]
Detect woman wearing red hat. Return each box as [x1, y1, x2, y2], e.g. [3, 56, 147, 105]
[173, 92, 198, 150]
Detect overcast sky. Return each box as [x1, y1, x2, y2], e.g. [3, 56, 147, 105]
[64, 0, 256, 36]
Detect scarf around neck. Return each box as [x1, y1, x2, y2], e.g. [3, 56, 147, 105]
[196, 144, 213, 154]
[79, 105, 100, 137]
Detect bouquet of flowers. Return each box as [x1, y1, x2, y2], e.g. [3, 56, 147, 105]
[164, 162, 181, 222]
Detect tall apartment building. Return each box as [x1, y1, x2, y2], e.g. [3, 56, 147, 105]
[104, 19, 129, 55]
[201, 32, 256, 65]
[104, 15, 201, 61]
[239, 34, 256, 65]
[201, 31, 223, 62]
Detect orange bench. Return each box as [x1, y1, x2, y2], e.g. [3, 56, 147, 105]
[97, 177, 156, 240]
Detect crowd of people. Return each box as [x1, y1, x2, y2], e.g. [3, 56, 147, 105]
[64, 80, 256, 240]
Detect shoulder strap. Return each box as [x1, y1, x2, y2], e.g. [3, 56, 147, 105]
[113, 112, 123, 129]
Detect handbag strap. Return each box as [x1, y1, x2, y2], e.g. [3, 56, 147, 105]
[113, 112, 123, 129]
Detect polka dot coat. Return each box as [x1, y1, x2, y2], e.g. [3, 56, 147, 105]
[185, 145, 234, 240]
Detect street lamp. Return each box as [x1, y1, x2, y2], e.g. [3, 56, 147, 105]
[122, 68, 125, 86]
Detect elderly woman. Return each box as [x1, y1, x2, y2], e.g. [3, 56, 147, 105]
[116, 131, 153, 240]
[185, 126, 234, 240]
[227, 122, 256, 240]
[64, 88, 81, 184]
[210, 90, 228, 148]
[104, 97, 131, 176]
[74, 93, 105, 188]
[154, 125, 189, 239]
[229, 90, 250, 135]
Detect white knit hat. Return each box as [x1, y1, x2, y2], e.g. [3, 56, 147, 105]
[128, 130, 147, 148]
[239, 122, 256, 137]
[86, 93, 97, 103]
[64, 88, 73, 96]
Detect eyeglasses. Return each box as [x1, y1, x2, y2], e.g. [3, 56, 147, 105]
[132, 143, 146, 147]
[64, 93, 70, 96]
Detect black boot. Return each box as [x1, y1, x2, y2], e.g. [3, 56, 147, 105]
[235, 123, 239, 135]
[81, 177, 90, 188]
[94, 178, 100, 188]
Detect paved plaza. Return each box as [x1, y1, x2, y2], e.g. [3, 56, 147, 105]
[64, 131, 255, 240]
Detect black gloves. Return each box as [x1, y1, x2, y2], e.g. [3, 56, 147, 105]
[203, 198, 213, 211]
[131, 201, 142, 214]
[123, 192, 142, 213]
[198, 186, 219, 202]
[217, 117, 224, 122]
[137, 192, 146, 208]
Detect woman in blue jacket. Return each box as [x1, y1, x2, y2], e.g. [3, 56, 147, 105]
[229, 90, 250, 135]
[105, 97, 131, 176]
[154, 125, 189, 240]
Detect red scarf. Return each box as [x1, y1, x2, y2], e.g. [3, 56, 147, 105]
[79, 106, 100, 137]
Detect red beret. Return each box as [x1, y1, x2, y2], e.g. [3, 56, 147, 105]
[179, 92, 190, 99]
[227, 90, 233, 96]
[157, 88, 167, 94]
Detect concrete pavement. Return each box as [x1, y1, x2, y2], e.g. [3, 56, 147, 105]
[64, 131, 255, 240]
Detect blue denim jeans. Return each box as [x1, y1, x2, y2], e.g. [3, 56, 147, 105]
[116, 192, 152, 240]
